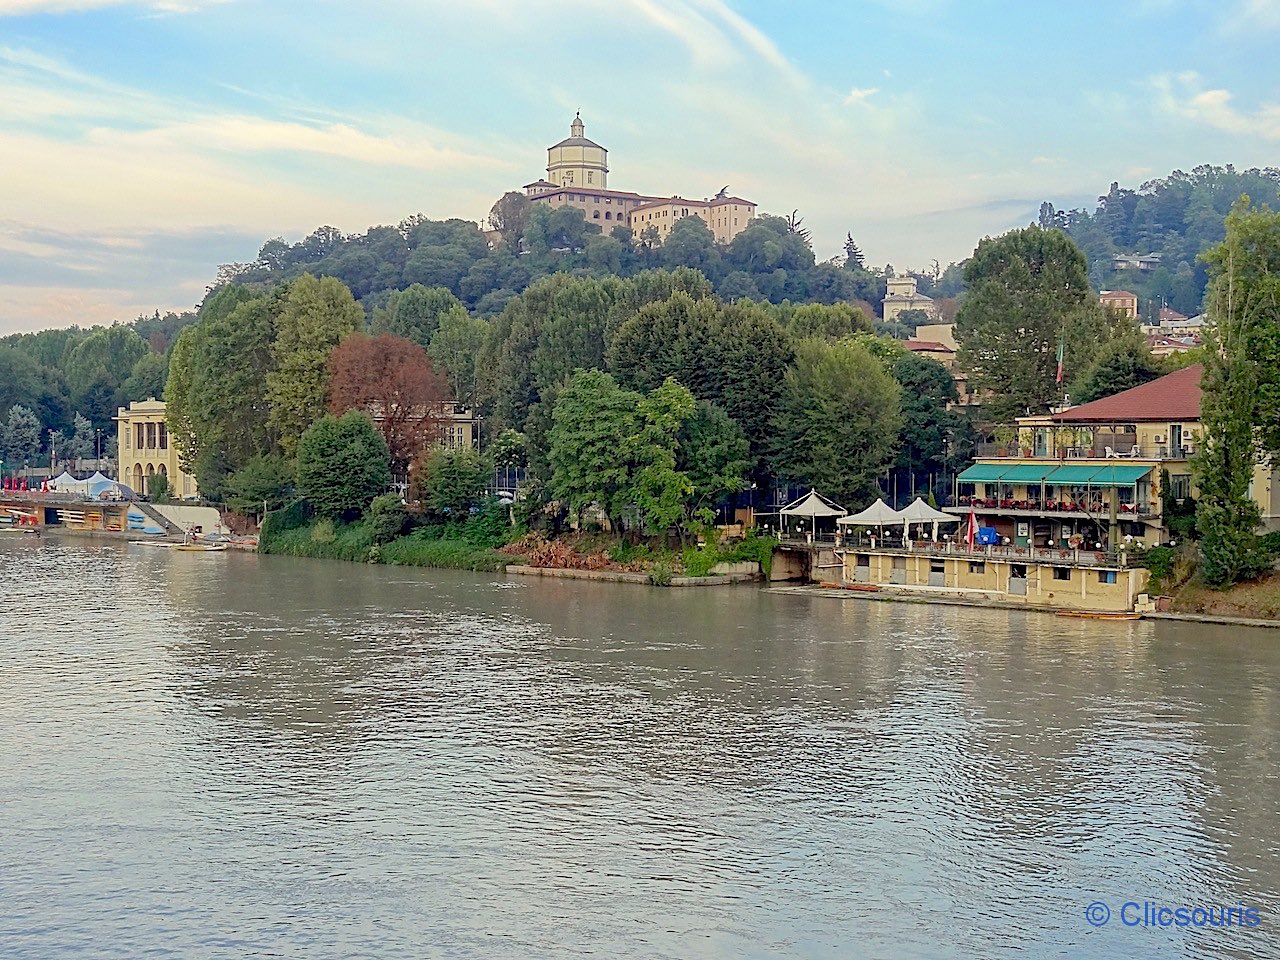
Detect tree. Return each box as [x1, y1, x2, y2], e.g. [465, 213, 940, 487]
[63, 325, 150, 431]
[222, 455, 294, 517]
[843, 233, 865, 271]
[955, 226, 1111, 419]
[327, 332, 449, 472]
[1073, 341, 1161, 403]
[890, 352, 960, 500]
[267, 274, 362, 457]
[147, 472, 170, 503]
[1193, 200, 1280, 586]
[296, 411, 391, 521]
[623, 378, 695, 534]
[776, 302, 873, 340]
[662, 216, 721, 277]
[771, 339, 902, 506]
[410, 447, 491, 519]
[677, 401, 750, 522]
[372, 284, 465, 348]
[428, 309, 489, 410]
[2, 404, 40, 468]
[548, 370, 640, 527]
[63, 412, 94, 461]
[487, 191, 532, 248]
[122, 352, 167, 404]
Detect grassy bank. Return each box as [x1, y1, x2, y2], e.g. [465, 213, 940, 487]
[1170, 574, 1280, 620]
[259, 501, 775, 582]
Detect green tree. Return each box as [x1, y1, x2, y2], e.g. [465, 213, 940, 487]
[775, 301, 873, 340]
[296, 411, 391, 521]
[1193, 200, 1280, 586]
[372, 284, 466, 348]
[2, 404, 41, 468]
[63, 412, 94, 461]
[548, 370, 639, 526]
[771, 339, 902, 506]
[268, 274, 362, 457]
[1073, 340, 1161, 403]
[487, 191, 532, 249]
[623, 378, 695, 534]
[222, 454, 294, 517]
[63, 325, 150, 431]
[147, 472, 170, 503]
[890, 351, 959, 498]
[428, 309, 490, 410]
[955, 226, 1111, 419]
[411, 447, 491, 519]
[122, 352, 168, 404]
[677, 400, 750, 521]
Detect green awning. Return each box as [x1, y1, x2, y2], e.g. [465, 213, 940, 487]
[1046, 464, 1151, 486]
[998, 463, 1058, 483]
[956, 464, 1007, 483]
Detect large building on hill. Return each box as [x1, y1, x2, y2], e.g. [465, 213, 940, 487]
[520, 113, 757, 243]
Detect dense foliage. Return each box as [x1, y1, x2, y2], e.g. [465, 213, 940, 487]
[1040, 165, 1280, 318]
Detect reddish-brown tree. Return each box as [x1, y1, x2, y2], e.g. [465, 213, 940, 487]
[327, 333, 451, 470]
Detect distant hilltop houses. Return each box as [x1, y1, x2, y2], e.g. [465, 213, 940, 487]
[509, 113, 758, 244]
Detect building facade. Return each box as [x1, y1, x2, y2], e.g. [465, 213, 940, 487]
[522, 114, 757, 243]
[882, 275, 939, 323]
[115, 399, 199, 499]
[948, 365, 1280, 547]
[1099, 289, 1139, 318]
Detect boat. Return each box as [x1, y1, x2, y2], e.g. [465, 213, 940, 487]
[1055, 610, 1141, 621]
[174, 543, 228, 552]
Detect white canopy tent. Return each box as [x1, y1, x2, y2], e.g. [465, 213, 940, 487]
[778, 489, 846, 540]
[897, 497, 961, 542]
[836, 498, 904, 527]
[49, 471, 91, 495]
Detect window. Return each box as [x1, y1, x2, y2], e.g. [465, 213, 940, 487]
[968, 561, 985, 574]
[158, 422, 168, 450]
[930, 560, 945, 574]
[146, 422, 156, 450]
[135, 424, 144, 449]
[1097, 570, 1118, 585]
[123, 426, 130, 450]
[593, 211, 600, 219]
[605, 211, 612, 220]
[587, 171, 594, 184]
[1052, 567, 1071, 581]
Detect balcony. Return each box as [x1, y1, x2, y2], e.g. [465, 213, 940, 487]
[975, 438, 1190, 461]
[834, 540, 1135, 568]
[948, 497, 1156, 519]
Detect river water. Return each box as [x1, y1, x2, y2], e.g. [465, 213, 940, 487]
[1, 536, 1277, 959]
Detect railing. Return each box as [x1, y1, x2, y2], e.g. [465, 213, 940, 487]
[972, 440, 1189, 461]
[835, 539, 1134, 568]
[953, 496, 1154, 517]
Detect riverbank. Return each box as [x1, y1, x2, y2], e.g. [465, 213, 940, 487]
[1167, 572, 1280, 622]
[777, 582, 1280, 628]
[258, 514, 774, 584]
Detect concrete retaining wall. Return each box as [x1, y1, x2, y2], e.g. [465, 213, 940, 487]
[505, 565, 758, 586]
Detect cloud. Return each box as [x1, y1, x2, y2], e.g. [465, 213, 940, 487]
[1221, 0, 1280, 32]
[1152, 71, 1280, 139]
[843, 86, 880, 105]
[0, 0, 223, 14]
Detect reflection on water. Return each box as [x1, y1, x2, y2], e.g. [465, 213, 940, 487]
[1, 536, 1277, 959]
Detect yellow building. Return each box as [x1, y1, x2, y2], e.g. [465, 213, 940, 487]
[115, 399, 199, 499]
[522, 114, 757, 243]
[949, 364, 1280, 545]
[882, 274, 939, 323]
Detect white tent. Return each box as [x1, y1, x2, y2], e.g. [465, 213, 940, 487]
[837, 498, 904, 526]
[898, 497, 960, 542]
[49, 471, 91, 495]
[780, 489, 846, 519]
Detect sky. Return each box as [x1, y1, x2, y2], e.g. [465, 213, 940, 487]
[2, 0, 1279, 335]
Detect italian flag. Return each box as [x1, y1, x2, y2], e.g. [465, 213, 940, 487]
[1055, 333, 1065, 385]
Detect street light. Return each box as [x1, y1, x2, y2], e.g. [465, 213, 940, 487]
[95, 428, 103, 464]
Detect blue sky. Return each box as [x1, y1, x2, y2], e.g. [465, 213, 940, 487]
[2, 0, 1279, 334]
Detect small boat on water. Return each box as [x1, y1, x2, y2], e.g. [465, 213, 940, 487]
[174, 543, 228, 552]
[1055, 610, 1141, 621]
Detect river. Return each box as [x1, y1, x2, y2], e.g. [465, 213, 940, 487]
[0, 535, 1277, 959]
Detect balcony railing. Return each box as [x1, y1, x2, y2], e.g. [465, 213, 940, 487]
[974, 439, 1191, 460]
[952, 496, 1154, 518]
[834, 540, 1135, 568]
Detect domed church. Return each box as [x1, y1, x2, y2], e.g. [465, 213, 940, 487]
[519, 114, 757, 244]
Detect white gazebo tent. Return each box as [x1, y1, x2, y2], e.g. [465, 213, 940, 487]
[778, 489, 846, 540]
[49, 471, 91, 495]
[836, 498, 905, 546]
[897, 497, 960, 543]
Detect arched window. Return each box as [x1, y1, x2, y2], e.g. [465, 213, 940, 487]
[593, 211, 600, 219]
[605, 211, 612, 220]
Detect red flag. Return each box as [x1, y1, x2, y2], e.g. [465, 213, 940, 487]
[966, 505, 978, 552]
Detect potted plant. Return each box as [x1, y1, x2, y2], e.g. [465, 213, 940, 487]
[993, 425, 1017, 457]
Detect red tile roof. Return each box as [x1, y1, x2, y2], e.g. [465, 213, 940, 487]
[904, 339, 952, 353]
[1054, 364, 1203, 423]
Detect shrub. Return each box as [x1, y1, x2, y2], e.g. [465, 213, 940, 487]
[258, 498, 313, 550]
[297, 411, 391, 521]
[648, 560, 674, 586]
[147, 473, 170, 503]
[368, 493, 409, 544]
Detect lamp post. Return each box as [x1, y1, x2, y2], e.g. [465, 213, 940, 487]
[95, 428, 103, 466]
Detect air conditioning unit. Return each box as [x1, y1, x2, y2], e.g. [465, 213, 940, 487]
[1153, 434, 1166, 443]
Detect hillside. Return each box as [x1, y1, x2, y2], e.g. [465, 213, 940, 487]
[1038, 164, 1280, 318]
